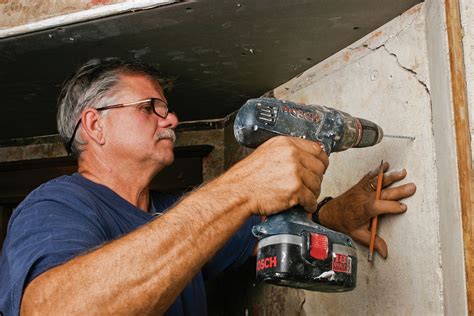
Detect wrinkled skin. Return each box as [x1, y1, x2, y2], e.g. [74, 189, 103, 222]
[319, 161, 416, 258]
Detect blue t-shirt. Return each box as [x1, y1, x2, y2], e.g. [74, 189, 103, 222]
[0, 173, 258, 315]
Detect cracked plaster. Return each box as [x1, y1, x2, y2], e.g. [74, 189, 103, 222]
[273, 2, 449, 315]
[275, 4, 425, 99]
[382, 45, 431, 96]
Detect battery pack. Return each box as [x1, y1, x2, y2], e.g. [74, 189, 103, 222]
[255, 233, 357, 292]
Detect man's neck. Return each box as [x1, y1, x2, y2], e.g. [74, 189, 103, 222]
[77, 151, 158, 212]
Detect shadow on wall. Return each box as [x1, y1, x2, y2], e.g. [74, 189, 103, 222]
[206, 257, 306, 316]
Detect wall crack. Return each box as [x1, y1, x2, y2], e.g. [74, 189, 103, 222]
[381, 45, 431, 96]
[281, 6, 423, 96]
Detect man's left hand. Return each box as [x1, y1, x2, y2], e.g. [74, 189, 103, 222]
[317, 161, 416, 258]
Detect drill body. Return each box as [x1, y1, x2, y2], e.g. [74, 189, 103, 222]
[233, 98, 383, 292]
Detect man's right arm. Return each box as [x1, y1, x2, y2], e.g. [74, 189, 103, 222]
[20, 136, 328, 315]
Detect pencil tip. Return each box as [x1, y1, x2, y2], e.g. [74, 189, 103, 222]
[368, 253, 373, 262]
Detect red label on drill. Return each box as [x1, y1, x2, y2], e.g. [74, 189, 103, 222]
[332, 253, 351, 274]
[256, 256, 278, 271]
[281, 105, 322, 123]
[310, 233, 328, 260]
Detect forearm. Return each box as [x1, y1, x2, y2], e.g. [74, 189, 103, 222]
[21, 175, 252, 315]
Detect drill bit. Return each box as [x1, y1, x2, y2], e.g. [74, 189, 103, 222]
[384, 134, 416, 141]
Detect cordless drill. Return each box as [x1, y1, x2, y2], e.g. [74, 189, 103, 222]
[233, 98, 383, 292]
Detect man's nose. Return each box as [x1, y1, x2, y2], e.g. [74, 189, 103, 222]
[158, 112, 178, 129]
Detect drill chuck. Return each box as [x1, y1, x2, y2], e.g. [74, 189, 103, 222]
[234, 98, 383, 154]
[356, 118, 384, 149]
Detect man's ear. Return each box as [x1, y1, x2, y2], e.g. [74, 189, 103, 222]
[81, 108, 106, 146]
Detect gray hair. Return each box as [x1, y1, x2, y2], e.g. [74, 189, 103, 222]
[57, 57, 169, 156]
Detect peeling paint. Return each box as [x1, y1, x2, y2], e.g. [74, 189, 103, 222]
[0, 0, 127, 29]
[343, 51, 350, 63]
[88, 0, 114, 7]
[0, 0, 176, 37]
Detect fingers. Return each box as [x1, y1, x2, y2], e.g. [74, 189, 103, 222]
[350, 228, 388, 259]
[375, 236, 388, 259]
[240, 136, 329, 216]
[288, 137, 329, 170]
[370, 199, 407, 217]
[380, 183, 416, 200]
[367, 161, 389, 178]
[280, 137, 329, 212]
[381, 168, 407, 187]
[299, 151, 328, 182]
[298, 185, 319, 213]
[365, 163, 415, 197]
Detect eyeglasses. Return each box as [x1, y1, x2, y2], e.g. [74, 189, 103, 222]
[66, 97, 171, 154]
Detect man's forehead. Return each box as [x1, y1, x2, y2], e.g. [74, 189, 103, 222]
[113, 72, 166, 100]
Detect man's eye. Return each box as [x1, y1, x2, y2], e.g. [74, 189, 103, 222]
[141, 104, 154, 113]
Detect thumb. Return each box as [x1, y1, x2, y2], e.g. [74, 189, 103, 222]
[374, 235, 388, 259]
[350, 228, 388, 259]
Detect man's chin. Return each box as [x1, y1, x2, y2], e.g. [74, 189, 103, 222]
[153, 151, 174, 166]
[157, 138, 176, 148]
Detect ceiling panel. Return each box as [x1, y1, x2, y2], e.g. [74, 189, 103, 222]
[0, 0, 421, 140]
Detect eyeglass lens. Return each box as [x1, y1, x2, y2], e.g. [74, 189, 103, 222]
[152, 99, 169, 118]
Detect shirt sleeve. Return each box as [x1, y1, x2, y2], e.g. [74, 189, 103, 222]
[201, 215, 259, 280]
[0, 197, 107, 315]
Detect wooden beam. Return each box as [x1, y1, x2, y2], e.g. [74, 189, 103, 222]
[445, 0, 473, 312]
[0, 0, 176, 39]
[0, 145, 213, 204]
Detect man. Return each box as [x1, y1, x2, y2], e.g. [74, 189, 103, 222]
[0, 58, 416, 315]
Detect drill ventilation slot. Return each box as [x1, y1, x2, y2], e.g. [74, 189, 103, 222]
[256, 103, 278, 126]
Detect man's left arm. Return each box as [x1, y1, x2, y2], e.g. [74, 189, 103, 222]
[318, 161, 416, 258]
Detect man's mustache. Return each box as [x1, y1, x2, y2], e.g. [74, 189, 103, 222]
[155, 129, 176, 144]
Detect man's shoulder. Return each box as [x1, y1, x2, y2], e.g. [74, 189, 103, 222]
[19, 173, 91, 207]
[11, 173, 101, 224]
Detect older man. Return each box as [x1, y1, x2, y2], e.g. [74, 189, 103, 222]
[0, 58, 415, 315]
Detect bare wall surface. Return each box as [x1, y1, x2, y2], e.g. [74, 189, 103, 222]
[272, 3, 465, 315]
[425, 0, 468, 314]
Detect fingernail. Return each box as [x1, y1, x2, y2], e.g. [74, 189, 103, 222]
[400, 203, 407, 210]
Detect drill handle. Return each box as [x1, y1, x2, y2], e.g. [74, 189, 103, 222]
[252, 206, 311, 239]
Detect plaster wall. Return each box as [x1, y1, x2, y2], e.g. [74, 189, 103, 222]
[271, 2, 466, 314]
[425, 0, 467, 314]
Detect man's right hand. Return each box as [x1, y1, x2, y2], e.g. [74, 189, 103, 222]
[223, 136, 329, 217]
